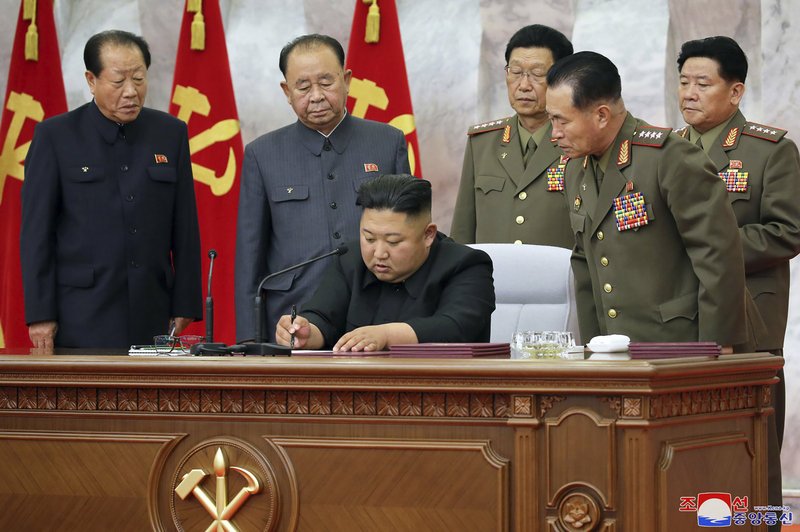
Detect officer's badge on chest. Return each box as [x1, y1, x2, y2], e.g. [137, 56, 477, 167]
[719, 160, 748, 192]
[613, 188, 649, 231]
[546, 155, 569, 191]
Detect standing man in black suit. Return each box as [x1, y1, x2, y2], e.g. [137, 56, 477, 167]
[21, 30, 202, 349]
[235, 34, 410, 342]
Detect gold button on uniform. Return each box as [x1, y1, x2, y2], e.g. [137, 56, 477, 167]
[608, 309, 617, 318]
[600, 257, 609, 266]
[603, 283, 612, 293]
[518, 191, 527, 200]
[516, 215, 525, 225]
[513, 239, 523, 245]
[597, 231, 604, 240]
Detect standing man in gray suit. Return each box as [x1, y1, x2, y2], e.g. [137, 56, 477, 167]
[451, 25, 574, 248]
[235, 34, 410, 342]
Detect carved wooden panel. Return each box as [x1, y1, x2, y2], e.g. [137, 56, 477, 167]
[0, 431, 182, 531]
[272, 437, 509, 531]
[649, 386, 756, 419]
[657, 433, 756, 531]
[546, 408, 615, 509]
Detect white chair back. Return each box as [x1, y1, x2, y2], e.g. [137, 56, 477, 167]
[469, 243, 580, 345]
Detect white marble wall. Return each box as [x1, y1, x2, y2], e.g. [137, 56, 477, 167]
[1, 0, 799, 487]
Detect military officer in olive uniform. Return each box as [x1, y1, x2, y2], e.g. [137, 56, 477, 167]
[677, 36, 800, 522]
[546, 52, 752, 350]
[451, 25, 574, 247]
[677, 37, 800, 354]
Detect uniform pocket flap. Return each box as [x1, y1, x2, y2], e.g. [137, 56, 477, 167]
[570, 211, 586, 233]
[729, 187, 751, 202]
[261, 271, 298, 292]
[272, 185, 309, 202]
[475, 175, 505, 194]
[659, 292, 698, 322]
[147, 166, 177, 183]
[67, 165, 104, 183]
[747, 275, 777, 297]
[57, 264, 94, 288]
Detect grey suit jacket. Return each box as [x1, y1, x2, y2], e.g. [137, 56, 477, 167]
[235, 114, 410, 341]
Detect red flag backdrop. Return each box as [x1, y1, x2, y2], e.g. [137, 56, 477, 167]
[0, 0, 67, 348]
[346, 0, 422, 177]
[169, 0, 243, 343]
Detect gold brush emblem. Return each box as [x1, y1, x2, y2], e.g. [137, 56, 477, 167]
[723, 127, 738, 148]
[175, 447, 261, 531]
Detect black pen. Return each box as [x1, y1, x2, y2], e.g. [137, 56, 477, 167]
[290, 305, 297, 349]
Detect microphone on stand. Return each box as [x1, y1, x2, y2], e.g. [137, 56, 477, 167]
[246, 245, 349, 356]
[206, 249, 217, 342]
[189, 249, 228, 355]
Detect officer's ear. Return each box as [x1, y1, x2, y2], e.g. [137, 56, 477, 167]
[729, 81, 745, 107]
[595, 104, 612, 129]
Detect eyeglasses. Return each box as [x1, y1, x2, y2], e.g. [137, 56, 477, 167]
[153, 334, 204, 354]
[505, 66, 547, 85]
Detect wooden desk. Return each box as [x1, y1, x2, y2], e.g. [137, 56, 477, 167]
[0, 351, 781, 531]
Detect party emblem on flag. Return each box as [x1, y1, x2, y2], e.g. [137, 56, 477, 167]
[167, 0, 244, 344]
[364, 163, 379, 172]
[1, 0, 67, 348]
[154, 154, 169, 164]
[346, 0, 423, 177]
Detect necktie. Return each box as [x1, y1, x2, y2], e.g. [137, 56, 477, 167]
[593, 159, 604, 189]
[695, 136, 703, 149]
[524, 137, 536, 168]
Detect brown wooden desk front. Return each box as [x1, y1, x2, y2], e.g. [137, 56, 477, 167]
[0, 351, 780, 531]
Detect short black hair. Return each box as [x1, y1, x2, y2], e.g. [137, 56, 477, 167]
[84, 30, 151, 76]
[677, 36, 748, 83]
[279, 34, 346, 77]
[546, 51, 622, 111]
[357, 174, 432, 218]
[505, 24, 573, 64]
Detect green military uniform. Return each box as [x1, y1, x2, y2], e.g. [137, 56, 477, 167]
[451, 116, 574, 248]
[566, 112, 749, 346]
[679, 110, 800, 516]
[677, 109, 800, 351]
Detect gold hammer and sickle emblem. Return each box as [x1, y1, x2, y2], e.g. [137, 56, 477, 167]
[0, 91, 45, 205]
[348, 77, 419, 176]
[172, 85, 240, 197]
[175, 447, 261, 532]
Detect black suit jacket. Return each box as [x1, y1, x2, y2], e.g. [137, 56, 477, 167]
[21, 102, 202, 347]
[301, 233, 496, 348]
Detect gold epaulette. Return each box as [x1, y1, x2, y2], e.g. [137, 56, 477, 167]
[631, 126, 671, 147]
[742, 122, 788, 143]
[467, 117, 512, 136]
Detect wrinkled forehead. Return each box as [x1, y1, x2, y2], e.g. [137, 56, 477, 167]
[98, 43, 146, 74]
